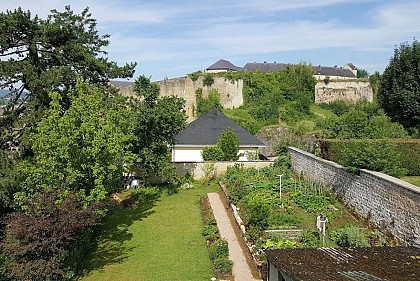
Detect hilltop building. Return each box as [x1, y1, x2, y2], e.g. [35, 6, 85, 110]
[206, 59, 358, 79]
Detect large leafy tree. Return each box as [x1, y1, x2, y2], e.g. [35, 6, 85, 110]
[131, 75, 187, 181]
[0, 6, 136, 149]
[16, 81, 135, 205]
[378, 39, 420, 131]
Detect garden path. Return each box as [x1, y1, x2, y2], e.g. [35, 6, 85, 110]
[207, 192, 262, 281]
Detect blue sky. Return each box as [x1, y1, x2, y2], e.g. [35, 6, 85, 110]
[1, 0, 419, 81]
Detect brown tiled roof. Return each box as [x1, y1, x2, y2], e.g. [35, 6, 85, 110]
[265, 246, 420, 281]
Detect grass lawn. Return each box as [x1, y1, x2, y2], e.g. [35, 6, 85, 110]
[401, 176, 420, 186]
[310, 104, 336, 119]
[79, 184, 219, 281]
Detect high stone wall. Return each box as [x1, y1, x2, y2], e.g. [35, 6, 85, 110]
[115, 77, 372, 121]
[156, 76, 243, 121]
[288, 147, 420, 246]
[315, 81, 373, 103]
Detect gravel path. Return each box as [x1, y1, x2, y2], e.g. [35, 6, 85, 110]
[207, 193, 262, 281]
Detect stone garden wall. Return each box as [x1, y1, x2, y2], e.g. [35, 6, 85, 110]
[288, 147, 420, 246]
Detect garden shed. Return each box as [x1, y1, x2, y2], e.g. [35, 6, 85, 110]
[265, 246, 420, 281]
[171, 108, 266, 162]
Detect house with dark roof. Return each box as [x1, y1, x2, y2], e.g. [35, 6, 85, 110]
[242, 61, 357, 80]
[206, 59, 243, 73]
[172, 108, 266, 162]
[243, 62, 289, 72]
[265, 246, 420, 281]
[313, 64, 356, 80]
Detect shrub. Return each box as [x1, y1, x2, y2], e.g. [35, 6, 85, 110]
[299, 230, 321, 248]
[202, 74, 214, 86]
[329, 225, 369, 247]
[320, 139, 409, 177]
[217, 128, 240, 161]
[202, 146, 224, 161]
[243, 190, 277, 230]
[188, 71, 202, 82]
[2, 190, 104, 281]
[195, 88, 223, 117]
[213, 257, 233, 274]
[202, 219, 219, 242]
[209, 239, 229, 260]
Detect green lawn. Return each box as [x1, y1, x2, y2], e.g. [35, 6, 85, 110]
[401, 176, 420, 186]
[79, 184, 219, 281]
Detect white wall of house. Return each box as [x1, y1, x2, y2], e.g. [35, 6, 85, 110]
[172, 146, 262, 162]
[172, 146, 203, 162]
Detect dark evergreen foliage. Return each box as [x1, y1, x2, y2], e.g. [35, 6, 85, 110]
[378, 39, 420, 131]
[0, 6, 136, 149]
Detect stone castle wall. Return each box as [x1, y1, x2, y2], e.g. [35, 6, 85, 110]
[115, 78, 372, 120]
[315, 81, 373, 103]
[156, 76, 243, 121]
[288, 147, 420, 246]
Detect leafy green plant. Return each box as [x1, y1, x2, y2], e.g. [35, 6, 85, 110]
[202, 219, 219, 242]
[203, 74, 215, 87]
[329, 225, 369, 247]
[217, 128, 240, 161]
[188, 71, 202, 82]
[213, 257, 233, 274]
[195, 88, 223, 117]
[209, 239, 229, 260]
[202, 146, 224, 161]
[299, 230, 321, 248]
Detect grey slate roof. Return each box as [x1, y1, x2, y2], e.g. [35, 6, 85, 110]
[206, 59, 243, 71]
[266, 246, 420, 281]
[243, 62, 356, 78]
[243, 62, 289, 72]
[110, 80, 134, 87]
[314, 65, 355, 77]
[174, 108, 266, 147]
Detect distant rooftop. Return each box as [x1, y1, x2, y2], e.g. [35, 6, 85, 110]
[206, 59, 243, 71]
[243, 62, 289, 72]
[266, 246, 420, 281]
[110, 80, 134, 87]
[243, 62, 356, 77]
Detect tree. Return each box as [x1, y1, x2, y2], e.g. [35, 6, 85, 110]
[2, 189, 104, 280]
[131, 75, 187, 181]
[378, 39, 420, 131]
[357, 68, 369, 78]
[217, 128, 240, 161]
[0, 6, 136, 149]
[369, 71, 381, 95]
[16, 81, 135, 205]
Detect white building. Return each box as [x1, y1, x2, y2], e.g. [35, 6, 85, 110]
[171, 108, 266, 162]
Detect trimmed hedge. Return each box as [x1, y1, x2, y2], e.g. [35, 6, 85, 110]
[320, 139, 420, 176]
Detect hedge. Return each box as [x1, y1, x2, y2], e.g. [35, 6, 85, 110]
[320, 139, 420, 176]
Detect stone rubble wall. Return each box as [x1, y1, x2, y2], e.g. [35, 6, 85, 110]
[315, 81, 373, 103]
[156, 76, 243, 121]
[175, 161, 274, 180]
[288, 147, 420, 246]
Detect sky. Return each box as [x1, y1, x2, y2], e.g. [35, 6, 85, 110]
[1, 0, 419, 81]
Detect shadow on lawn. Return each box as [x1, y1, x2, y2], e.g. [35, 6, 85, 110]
[79, 189, 161, 277]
